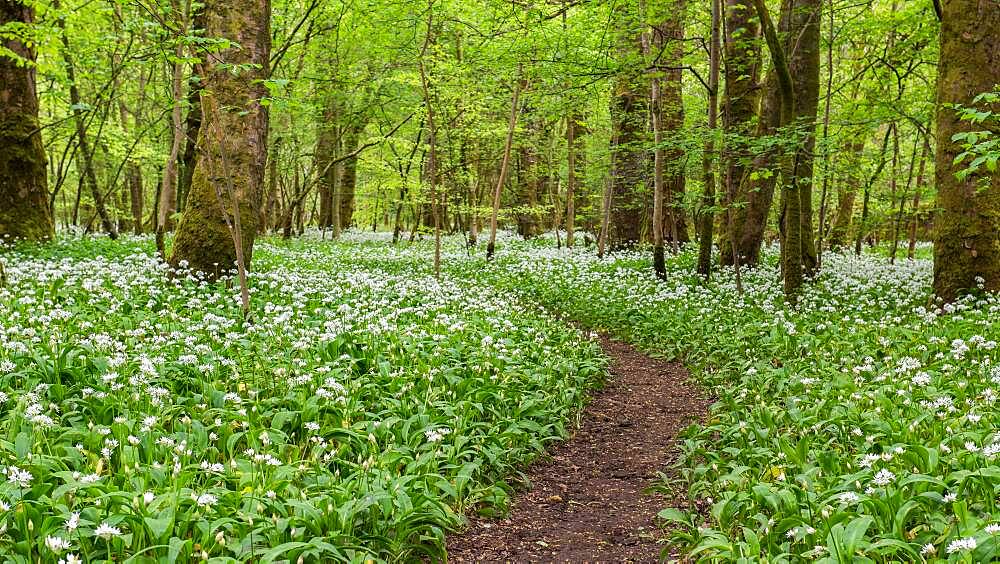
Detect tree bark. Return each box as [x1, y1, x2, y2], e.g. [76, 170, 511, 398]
[338, 122, 365, 230]
[718, 0, 761, 266]
[169, 0, 270, 277]
[515, 124, 542, 239]
[417, 3, 441, 278]
[176, 6, 204, 216]
[696, 0, 720, 277]
[733, 0, 820, 273]
[908, 137, 930, 259]
[0, 1, 53, 241]
[565, 112, 582, 248]
[854, 126, 892, 256]
[890, 126, 915, 264]
[732, 68, 780, 266]
[827, 137, 865, 249]
[315, 104, 339, 229]
[160, 9, 187, 237]
[655, 0, 689, 247]
[753, 0, 801, 298]
[177, 83, 202, 214]
[932, 0, 1000, 300]
[788, 0, 822, 276]
[608, 2, 650, 249]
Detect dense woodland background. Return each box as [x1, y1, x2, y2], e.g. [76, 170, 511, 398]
[1, 0, 997, 301]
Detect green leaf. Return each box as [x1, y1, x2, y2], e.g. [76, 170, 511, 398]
[167, 536, 189, 564]
[144, 507, 175, 541]
[657, 507, 691, 525]
[260, 541, 313, 564]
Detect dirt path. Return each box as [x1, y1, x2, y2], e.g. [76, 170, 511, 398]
[446, 335, 708, 563]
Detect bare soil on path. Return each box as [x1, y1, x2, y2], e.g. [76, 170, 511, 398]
[446, 335, 708, 563]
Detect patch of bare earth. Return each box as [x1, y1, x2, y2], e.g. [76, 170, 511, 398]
[446, 335, 708, 563]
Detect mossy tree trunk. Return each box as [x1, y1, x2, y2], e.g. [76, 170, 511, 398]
[0, 1, 53, 242]
[654, 0, 689, 247]
[315, 97, 340, 230]
[731, 68, 780, 267]
[729, 0, 819, 271]
[565, 112, 583, 248]
[338, 122, 365, 230]
[176, 9, 205, 217]
[718, 0, 761, 266]
[177, 84, 202, 215]
[608, 2, 650, 250]
[696, 0, 719, 277]
[932, 0, 1000, 300]
[753, 0, 802, 299]
[169, 0, 270, 276]
[827, 137, 865, 249]
[787, 0, 822, 276]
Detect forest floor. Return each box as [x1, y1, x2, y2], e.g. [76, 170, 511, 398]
[447, 334, 708, 562]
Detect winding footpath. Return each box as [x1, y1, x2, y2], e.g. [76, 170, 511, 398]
[447, 335, 708, 562]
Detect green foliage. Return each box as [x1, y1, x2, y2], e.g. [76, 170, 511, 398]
[0, 233, 606, 561]
[952, 91, 1000, 181]
[474, 234, 1000, 562]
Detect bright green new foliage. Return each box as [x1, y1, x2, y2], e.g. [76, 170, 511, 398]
[0, 234, 604, 562]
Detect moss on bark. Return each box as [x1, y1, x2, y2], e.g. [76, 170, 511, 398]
[717, 0, 761, 265]
[169, 0, 270, 276]
[338, 125, 362, 229]
[932, 0, 1000, 301]
[607, 2, 651, 250]
[0, 3, 53, 242]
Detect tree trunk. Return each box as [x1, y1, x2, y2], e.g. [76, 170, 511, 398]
[608, 3, 650, 249]
[815, 0, 834, 265]
[908, 137, 929, 259]
[160, 21, 186, 237]
[655, 0, 689, 247]
[932, 0, 1000, 300]
[718, 0, 761, 266]
[466, 142, 479, 246]
[110, 10, 146, 238]
[177, 83, 202, 214]
[515, 130, 541, 239]
[788, 0, 822, 276]
[315, 100, 339, 229]
[753, 0, 801, 298]
[126, 164, 143, 235]
[487, 65, 524, 260]
[565, 112, 582, 248]
[169, 0, 270, 277]
[696, 0, 720, 277]
[262, 137, 279, 234]
[418, 4, 441, 278]
[643, 22, 666, 275]
[732, 68, 780, 266]
[338, 123, 364, 230]
[0, 1, 53, 241]
[827, 137, 865, 249]
[734, 0, 820, 272]
[890, 128, 917, 264]
[854, 126, 893, 256]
